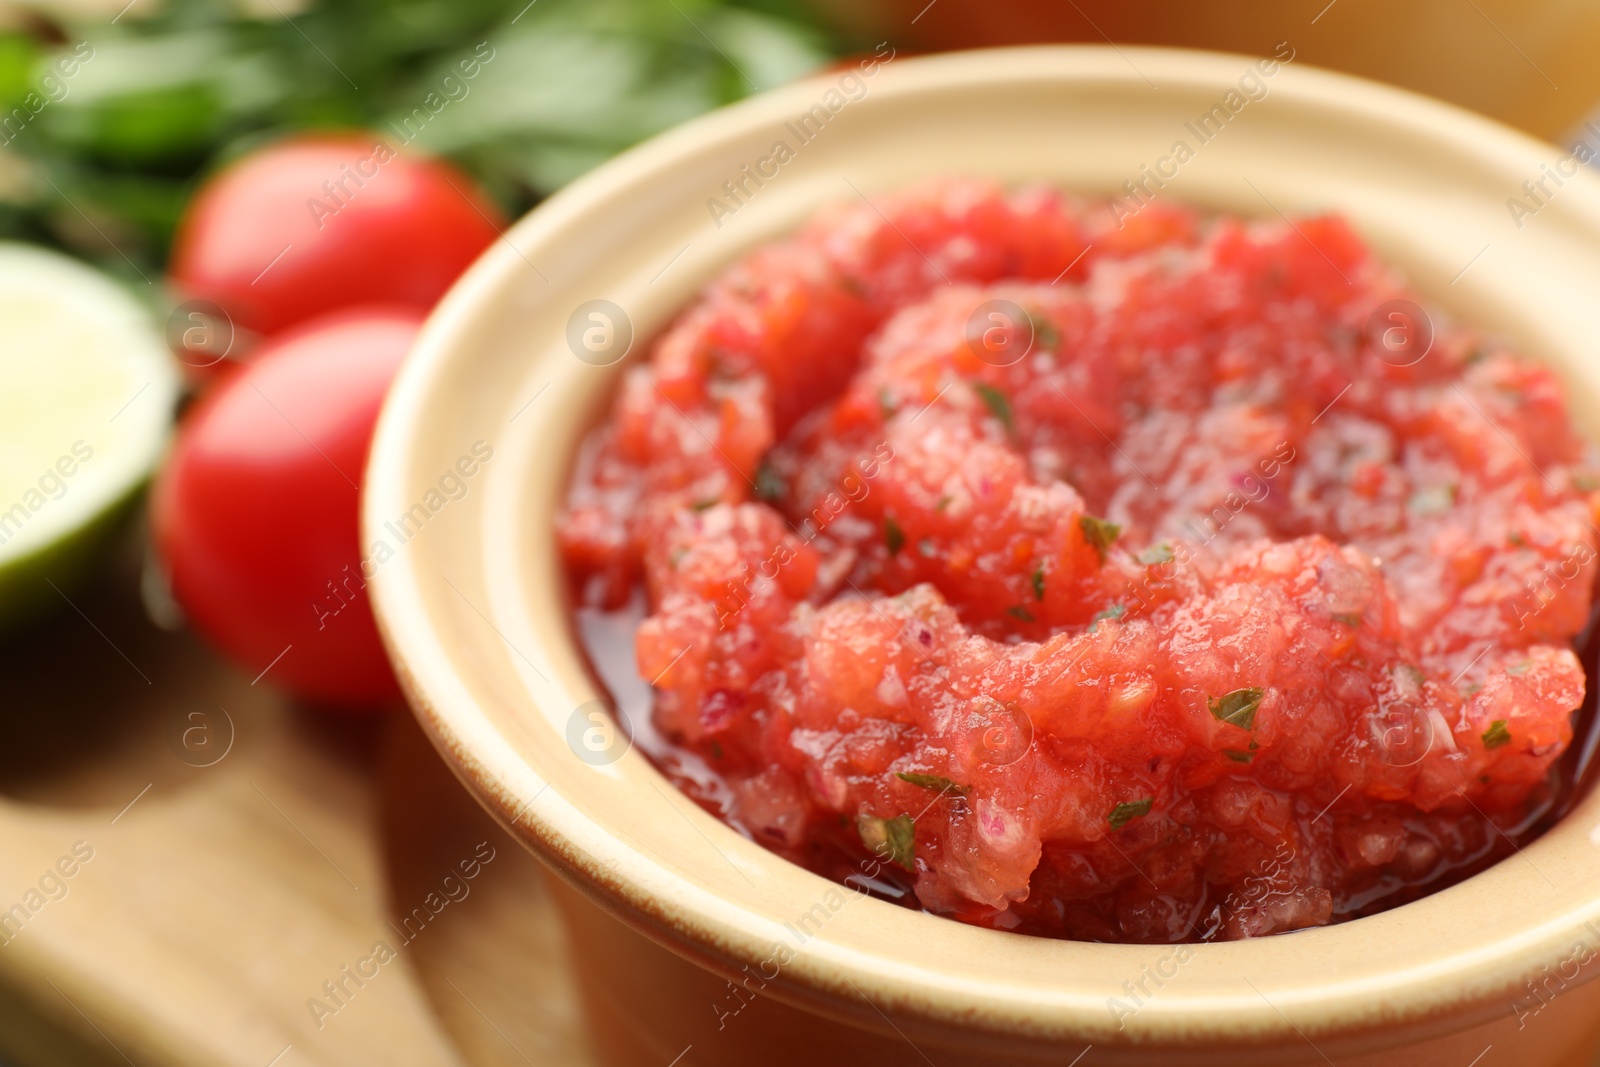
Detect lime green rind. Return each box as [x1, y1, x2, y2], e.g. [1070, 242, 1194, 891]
[0, 242, 179, 631]
[0, 475, 151, 632]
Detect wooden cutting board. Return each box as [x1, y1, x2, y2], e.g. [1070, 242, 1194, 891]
[0, 529, 594, 1067]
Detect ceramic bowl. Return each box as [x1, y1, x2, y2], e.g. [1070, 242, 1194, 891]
[365, 46, 1600, 1067]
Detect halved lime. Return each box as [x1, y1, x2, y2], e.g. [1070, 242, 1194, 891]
[0, 243, 178, 628]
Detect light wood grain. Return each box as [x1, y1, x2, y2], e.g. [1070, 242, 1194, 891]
[382, 712, 595, 1067]
[0, 534, 592, 1067]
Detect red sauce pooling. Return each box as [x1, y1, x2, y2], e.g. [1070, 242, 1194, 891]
[560, 181, 1600, 943]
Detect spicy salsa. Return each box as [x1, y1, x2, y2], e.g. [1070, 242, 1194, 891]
[559, 181, 1600, 943]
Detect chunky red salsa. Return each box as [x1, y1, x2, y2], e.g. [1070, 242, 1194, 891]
[560, 181, 1600, 943]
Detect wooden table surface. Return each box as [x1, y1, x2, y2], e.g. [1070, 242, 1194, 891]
[0, 531, 593, 1067]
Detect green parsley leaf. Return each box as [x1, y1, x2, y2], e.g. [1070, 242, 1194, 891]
[973, 383, 1015, 435]
[935, 495, 953, 511]
[1482, 720, 1511, 750]
[1574, 472, 1600, 492]
[1137, 543, 1174, 565]
[895, 772, 970, 796]
[1223, 748, 1254, 763]
[1208, 687, 1264, 731]
[1506, 662, 1530, 676]
[884, 515, 905, 556]
[1333, 613, 1363, 627]
[754, 460, 787, 503]
[879, 386, 896, 419]
[1033, 315, 1061, 350]
[709, 741, 725, 760]
[1006, 605, 1037, 623]
[690, 497, 719, 512]
[857, 813, 916, 872]
[1031, 566, 1046, 601]
[1108, 798, 1153, 830]
[1090, 603, 1126, 632]
[1078, 514, 1122, 563]
[669, 547, 689, 569]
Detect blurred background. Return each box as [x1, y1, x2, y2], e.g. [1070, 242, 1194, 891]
[0, 0, 1596, 1064]
[2, 0, 1598, 282]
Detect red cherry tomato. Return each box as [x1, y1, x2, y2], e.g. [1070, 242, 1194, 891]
[152, 306, 422, 708]
[168, 132, 503, 340]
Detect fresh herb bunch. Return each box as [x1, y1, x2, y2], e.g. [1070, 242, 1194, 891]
[0, 0, 845, 281]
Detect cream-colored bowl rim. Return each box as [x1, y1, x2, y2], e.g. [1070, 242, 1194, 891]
[366, 45, 1600, 1054]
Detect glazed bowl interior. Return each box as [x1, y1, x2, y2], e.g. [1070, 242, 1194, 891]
[365, 45, 1600, 1054]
